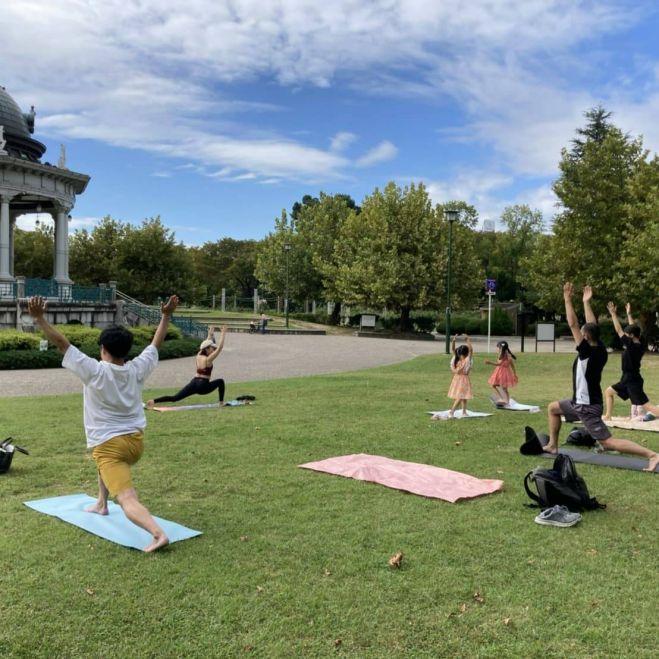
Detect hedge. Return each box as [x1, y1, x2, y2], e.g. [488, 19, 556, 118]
[0, 336, 200, 370]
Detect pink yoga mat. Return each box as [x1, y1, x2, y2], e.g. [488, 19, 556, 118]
[299, 453, 504, 503]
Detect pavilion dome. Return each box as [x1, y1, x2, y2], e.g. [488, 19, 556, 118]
[0, 85, 46, 161]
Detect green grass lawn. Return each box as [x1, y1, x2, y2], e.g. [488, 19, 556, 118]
[1, 352, 658, 658]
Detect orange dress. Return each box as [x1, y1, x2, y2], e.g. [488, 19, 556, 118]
[488, 354, 518, 388]
[447, 357, 473, 400]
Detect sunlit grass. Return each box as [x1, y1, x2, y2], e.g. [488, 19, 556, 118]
[1, 352, 658, 657]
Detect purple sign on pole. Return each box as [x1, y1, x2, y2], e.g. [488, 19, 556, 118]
[486, 279, 496, 292]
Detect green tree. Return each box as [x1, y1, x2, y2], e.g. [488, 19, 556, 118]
[70, 216, 197, 303]
[120, 218, 197, 303]
[331, 183, 482, 331]
[69, 216, 128, 285]
[296, 192, 359, 323]
[191, 238, 259, 301]
[14, 224, 54, 279]
[526, 107, 646, 315]
[476, 205, 544, 302]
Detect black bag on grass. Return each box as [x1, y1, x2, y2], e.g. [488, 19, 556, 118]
[524, 454, 605, 512]
[0, 438, 29, 474]
[565, 426, 597, 447]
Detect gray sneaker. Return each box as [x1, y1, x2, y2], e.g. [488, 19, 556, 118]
[534, 505, 582, 528]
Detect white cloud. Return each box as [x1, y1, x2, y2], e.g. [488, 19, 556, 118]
[356, 141, 398, 167]
[15, 213, 100, 232]
[330, 132, 357, 152]
[0, 0, 653, 187]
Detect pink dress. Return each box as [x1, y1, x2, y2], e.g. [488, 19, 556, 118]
[488, 354, 518, 388]
[447, 358, 473, 400]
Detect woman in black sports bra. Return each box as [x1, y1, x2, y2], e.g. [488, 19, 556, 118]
[146, 326, 227, 408]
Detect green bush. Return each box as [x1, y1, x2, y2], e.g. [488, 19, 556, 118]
[289, 312, 330, 324]
[0, 330, 41, 351]
[411, 312, 437, 333]
[0, 348, 64, 369]
[48, 325, 101, 347]
[479, 307, 513, 335]
[0, 337, 199, 370]
[437, 313, 483, 335]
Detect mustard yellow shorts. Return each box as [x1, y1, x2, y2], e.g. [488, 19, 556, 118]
[91, 431, 145, 497]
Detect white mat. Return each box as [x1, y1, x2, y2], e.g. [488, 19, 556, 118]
[427, 410, 493, 420]
[490, 395, 540, 413]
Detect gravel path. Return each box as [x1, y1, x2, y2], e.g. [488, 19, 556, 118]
[0, 333, 574, 398]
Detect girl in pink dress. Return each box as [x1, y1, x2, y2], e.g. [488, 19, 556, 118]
[447, 334, 474, 418]
[486, 340, 518, 405]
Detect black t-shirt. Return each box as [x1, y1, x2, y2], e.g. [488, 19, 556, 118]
[620, 335, 644, 381]
[572, 339, 608, 406]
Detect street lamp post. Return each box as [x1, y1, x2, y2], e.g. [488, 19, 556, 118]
[284, 243, 291, 328]
[444, 209, 459, 354]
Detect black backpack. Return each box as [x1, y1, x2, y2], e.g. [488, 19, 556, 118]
[524, 453, 605, 512]
[0, 438, 29, 474]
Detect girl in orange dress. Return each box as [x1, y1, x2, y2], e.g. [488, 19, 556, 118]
[447, 334, 474, 418]
[485, 340, 518, 405]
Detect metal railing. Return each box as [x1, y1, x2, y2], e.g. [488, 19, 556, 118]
[117, 290, 208, 339]
[0, 281, 17, 298]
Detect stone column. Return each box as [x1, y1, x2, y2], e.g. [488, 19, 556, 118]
[0, 194, 14, 283]
[9, 212, 18, 277]
[54, 205, 72, 285]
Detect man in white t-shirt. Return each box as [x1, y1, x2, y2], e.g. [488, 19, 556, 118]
[28, 294, 179, 552]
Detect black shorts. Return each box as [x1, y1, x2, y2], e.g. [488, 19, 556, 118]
[612, 379, 649, 405]
[559, 400, 612, 441]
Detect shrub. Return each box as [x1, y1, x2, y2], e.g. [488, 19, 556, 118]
[411, 313, 437, 333]
[0, 330, 41, 351]
[0, 336, 199, 369]
[0, 348, 64, 369]
[480, 307, 513, 335]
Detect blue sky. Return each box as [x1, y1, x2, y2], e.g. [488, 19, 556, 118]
[2, 0, 659, 244]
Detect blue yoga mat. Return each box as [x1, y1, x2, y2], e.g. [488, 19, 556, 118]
[24, 493, 202, 550]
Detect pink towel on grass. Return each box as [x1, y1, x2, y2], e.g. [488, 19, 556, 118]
[299, 453, 504, 503]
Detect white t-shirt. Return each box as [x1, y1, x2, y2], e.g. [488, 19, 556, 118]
[62, 344, 159, 448]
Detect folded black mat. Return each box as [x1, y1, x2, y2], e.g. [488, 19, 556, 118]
[539, 447, 657, 473]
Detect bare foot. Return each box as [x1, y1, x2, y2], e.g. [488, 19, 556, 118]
[145, 400, 155, 410]
[643, 453, 659, 473]
[144, 533, 170, 553]
[543, 444, 558, 455]
[602, 415, 612, 421]
[85, 502, 109, 515]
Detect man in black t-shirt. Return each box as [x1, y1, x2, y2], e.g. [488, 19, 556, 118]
[604, 302, 659, 420]
[544, 284, 658, 472]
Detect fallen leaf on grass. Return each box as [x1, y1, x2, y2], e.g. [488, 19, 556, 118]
[455, 441, 462, 446]
[256, 586, 264, 593]
[240, 536, 248, 542]
[324, 569, 332, 576]
[334, 639, 342, 647]
[503, 618, 512, 626]
[459, 603, 467, 614]
[591, 600, 600, 609]
[85, 589, 95, 596]
[388, 552, 404, 568]
[473, 591, 484, 604]
[586, 548, 598, 556]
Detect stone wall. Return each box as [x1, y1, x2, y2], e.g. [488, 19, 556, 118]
[0, 300, 123, 331]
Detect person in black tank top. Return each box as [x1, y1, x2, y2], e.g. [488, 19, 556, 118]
[543, 284, 658, 472]
[604, 302, 659, 420]
[146, 326, 228, 408]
